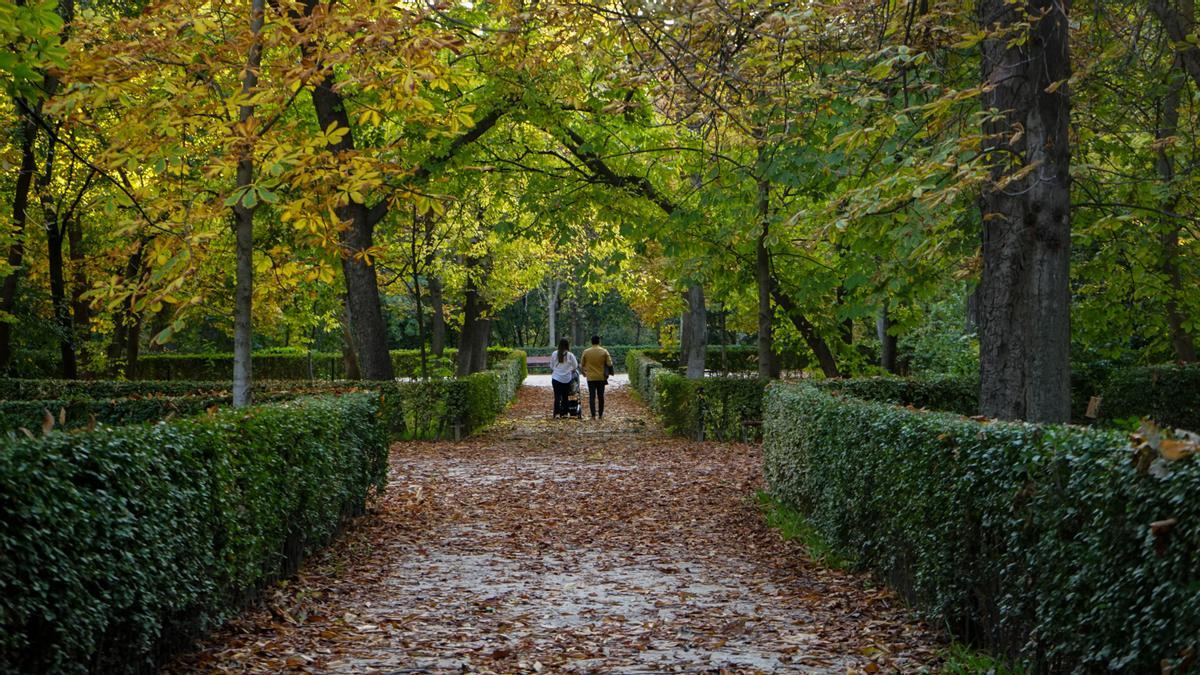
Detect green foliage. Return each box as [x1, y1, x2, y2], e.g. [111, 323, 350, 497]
[0, 393, 387, 674]
[811, 374, 980, 416]
[0, 392, 289, 433]
[0, 378, 352, 401]
[1093, 364, 1200, 432]
[376, 350, 526, 439]
[895, 300, 980, 378]
[627, 350, 766, 440]
[640, 346, 808, 373]
[524, 344, 656, 373]
[763, 383, 1200, 671]
[755, 491, 851, 570]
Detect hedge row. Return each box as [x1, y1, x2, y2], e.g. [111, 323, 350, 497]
[763, 382, 1200, 671]
[0, 394, 388, 673]
[376, 350, 527, 439]
[129, 347, 512, 381]
[1085, 363, 1200, 431]
[523, 344, 656, 372]
[810, 374, 979, 416]
[627, 350, 766, 441]
[0, 392, 300, 434]
[639, 345, 809, 373]
[1, 350, 528, 440]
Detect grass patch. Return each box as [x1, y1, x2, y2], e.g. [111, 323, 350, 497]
[937, 644, 1026, 674]
[754, 491, 852, 569]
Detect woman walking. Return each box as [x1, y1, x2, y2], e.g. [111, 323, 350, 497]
[550, 338, 579, 418]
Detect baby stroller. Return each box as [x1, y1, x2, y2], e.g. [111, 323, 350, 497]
[564, 374, 584, 419]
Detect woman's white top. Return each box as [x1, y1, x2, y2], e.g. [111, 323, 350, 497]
[550, 351, 579, 383]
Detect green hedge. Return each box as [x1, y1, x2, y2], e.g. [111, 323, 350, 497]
[0, 393, 388, 673]
[524, 345, 656, 372]
[129, 347, 513, 381]
[764, 382, 1200, 671]
[627, 350, 766, 441]
[0, 394, 280, 434]
[811, 374, 979, 416]
[1089, 364, 1200, 431]
[0, 378, 364, 402]
[376, 350, 526, 439]
[639, 345, 809, 373]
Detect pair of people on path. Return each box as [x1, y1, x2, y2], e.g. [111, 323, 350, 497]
[550, 336, 614, 419]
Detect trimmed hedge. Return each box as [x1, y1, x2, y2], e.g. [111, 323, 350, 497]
[811, 374, 979, 416]
[639, 345, 809, 373]
[764, 382, 1200, 671]
[0, 393, 388, 673]
[129, 347, 513, 381]
[376, 350, 526, 439]
[627, 350, 766, 441]
[1090, 363, 1200, 431]
[0, 393, 290, 434]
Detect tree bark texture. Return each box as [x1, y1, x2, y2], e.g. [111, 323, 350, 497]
[429, 275, 446, 357]
[1156, 58, 1198, 361]
[771, 286, 842, 378]
[877, 302, 898, 374]
[0, 108, 37, 374]
[683, 284, 706, 379]
[302, 1, 394, 381]
[978, 0, 1072, 422]
[756, 176, 778, 379]
[230, 0, 267, 406]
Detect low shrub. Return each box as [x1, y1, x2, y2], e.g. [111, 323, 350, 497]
[525, 345, 656, 372]
[764, 382, 1200, 671]
[0, 394, 388, 673]
[811, 374, 979, 416]
[628, 351, 766, 440]
[639, 345, 808, 373]
[0, 378, 363, 402]
[1096, 363, 1200, 431]
[376, 350, 526, 439]
[129, 347, 514, 381]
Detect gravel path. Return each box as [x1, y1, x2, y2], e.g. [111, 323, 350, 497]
[169, 385, 942, 673]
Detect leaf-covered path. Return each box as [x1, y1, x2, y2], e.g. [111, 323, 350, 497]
[171, 383, 942, 673]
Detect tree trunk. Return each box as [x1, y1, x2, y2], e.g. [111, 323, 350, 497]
[47, 216, 77, 378]
[67, 217, 90, 369]
[547, 278, 560, 348]
[682, 283, 706, 379]
[302, 1, 394, 381]
[429, 275, 446, 357]
[756, 176, 777, 379]
[456, 273, 482, 376]
[977, 0, 1072, 422]
[230, 0, 267, 407]
[877, 302, 898, 374]
[0, 108, 37, 374]
[109, 242, 145, 376]
[771, 286, 842, 378]
[1157, 62, 1198, 361]
[341, 304, 361, 380]
[570, 296, 582, 347]
[471, 315, 490, 373]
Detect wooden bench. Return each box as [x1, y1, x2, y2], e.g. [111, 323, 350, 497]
[527, 355, 552, 369]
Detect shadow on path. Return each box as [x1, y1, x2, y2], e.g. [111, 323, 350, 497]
[169, 385, 941, 673]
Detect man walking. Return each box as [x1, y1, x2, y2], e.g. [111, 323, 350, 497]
[580, 335, 614, 419]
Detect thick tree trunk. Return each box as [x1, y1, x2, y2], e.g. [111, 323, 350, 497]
[756, 177, 778, 379]
[47, 216, 77, 378]
[302, 1, 394, 381]
[682, 283, 706, 379]
[977, 0, 1072, 422]
[771, 286, 842, 378]
[429, 275, 446, 357]
[877, 302, 898, 374]
[0, 109, 37, 374]
[341, 301, 361, 380]
[470, 316, 490, 373]
[231, 0, 266, 407]
[1157, 62, 1198, 361]
[456, 273, 483, 376]
[67, 217, 90, 368]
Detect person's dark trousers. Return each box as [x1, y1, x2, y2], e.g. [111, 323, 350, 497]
[587, 380, 606, 418]
[552, 378, 570, 417]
